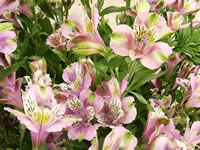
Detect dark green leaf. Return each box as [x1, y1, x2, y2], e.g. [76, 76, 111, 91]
[0, 58, 27, 81]
[100, 6, 126, 16]
[108, 56, 125, 69]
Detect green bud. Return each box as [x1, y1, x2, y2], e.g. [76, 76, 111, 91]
[71, 41, 105, 56]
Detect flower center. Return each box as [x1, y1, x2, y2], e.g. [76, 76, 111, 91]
[33, 107, 52, 124]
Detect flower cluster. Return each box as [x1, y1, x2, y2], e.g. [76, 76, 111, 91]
[1, 0, 200, 150]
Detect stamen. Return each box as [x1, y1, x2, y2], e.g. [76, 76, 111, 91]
[67, 97, 83, 112]
[86, 106, 95, 121]
[109, 97, 121, 120]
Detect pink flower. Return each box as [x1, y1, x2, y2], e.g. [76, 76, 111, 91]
[110, 12, 172, 69]
[181, 119, 200, 149]
[167, 11, 190, 31]
[176, 0, 200, 14]
[0, 30, 17, 54]
[4, 92, 78, 148]
[46, 28, 67, 50]
[165, 53, 183, 77]
[0, 0, 19, 13]
[0, 72, 23, 108]
[60, 7, 105, 54]
[177, 66, 200, 108]
[192, 10, 200, 29]
[96, 75, 137, 126]
[23, 70, 56, 108]
[147, 121, 181, 149]
[102, 126, 137, 150]
[142, 99, 168, 142]
[0, 0, 32, 26]
[0, 0, 31, 16]
[29, 58, 47, 73]
[62, 62, 92, 95]
[66, 89, 103, 141]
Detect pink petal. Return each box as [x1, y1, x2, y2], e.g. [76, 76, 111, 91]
[80, 89, 104, 113]
[103, 126, 137, 150]
[4, 107, 38, 132]
[140, 42, 172, 69]
[120, 74, 129, 95]
[68, 123, 98, 141]
[110, 25, 134, 56]
[119, 96, 136, 124]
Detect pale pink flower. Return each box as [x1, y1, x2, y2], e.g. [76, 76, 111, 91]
[46, 28, 67, 50]
[0, 30, 17, 54]
[110, 12, 172, 69]
[60, 7, 105, 54]
[29, 58, 47, 73]
[96, 75, 137, 126]
[181, 119, 200, 149]
[192, 10, 200, 29]
[167, 11, 190, 31]
[66, 89, 103, 141]
[62, 62, 92, 95]
[0, 72, 23, 108]
[142, 99, 168, 142]
[4, 92, 79, 148]
[102, 126, 137, 150]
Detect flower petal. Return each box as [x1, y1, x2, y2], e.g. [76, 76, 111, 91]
[140, 42, 172, 69]
[110, 25, 133, 56]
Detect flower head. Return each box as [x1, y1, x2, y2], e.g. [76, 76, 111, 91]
[110, 12, 172, 69]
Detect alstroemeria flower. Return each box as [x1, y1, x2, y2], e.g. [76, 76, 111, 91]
[176, 0, 200, 14]
[46, 28, 67, 51]
[62, 62, 92, 95]
[0, 30, 17, 54]
[0, 0, 31, 15]
[96, 75, 137, 126]
[151, 134, 187, 150]
[102, 126, 138, 150]
[110, 12, 172, 69]
[142, 99, 168, 142]
[167, 11, 190, 31]
[0, 72, 23, 108]
[29, 58, 47, 73]
[177, 66, 200, 108]
[165, 53, 183, 77]
[192, 10, 200, 29]
[147, 121, 181, 149]
[60, 7, 105, 55]
[24, 70, 56, 107]
[0, 0, 31, 26]
[66, 89, 103, 141]
[80, 58, 97, 89]
[4, 92, 78, 148]
[0, 0, 19, 13]
[181, 120, 200, 149]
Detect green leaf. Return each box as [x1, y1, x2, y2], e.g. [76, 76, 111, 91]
[39, 1, 55, 19]
[97, 0, 104, 10]
[108, 56, 125, 69]
[130, 69, 169, 91]
[53, 50, 65, 62]
[129, 91, 147, 104]
[96, 59, 109, 84]
[0, 58, 27, 81]
[129, 92, 155, 111]
[100, 6, 127, 16]
[40, 17, 53, 34]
